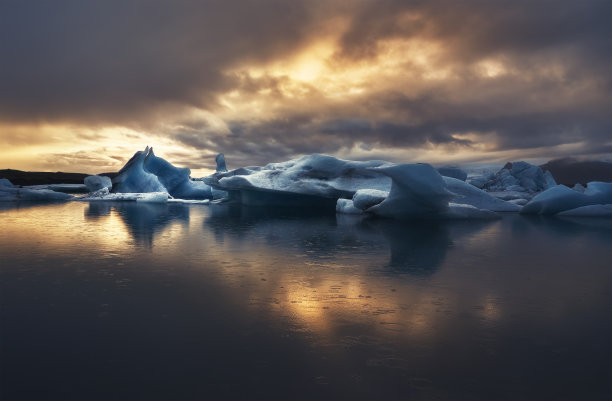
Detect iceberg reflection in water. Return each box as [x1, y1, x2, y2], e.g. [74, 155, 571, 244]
[0, 202, 610, 400]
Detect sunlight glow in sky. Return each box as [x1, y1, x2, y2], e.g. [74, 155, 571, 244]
[0, 1, 610, 174]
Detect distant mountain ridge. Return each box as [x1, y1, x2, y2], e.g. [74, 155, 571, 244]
[540, 158, 612, 186]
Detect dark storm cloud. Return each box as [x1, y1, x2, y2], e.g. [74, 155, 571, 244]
[1, 0, 611, 163]
[0, 0, 321, 124]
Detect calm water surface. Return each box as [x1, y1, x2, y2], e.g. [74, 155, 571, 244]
[0, 202, 610, 400]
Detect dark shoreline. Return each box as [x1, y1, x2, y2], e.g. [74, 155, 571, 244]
[0, 169, 116, 186]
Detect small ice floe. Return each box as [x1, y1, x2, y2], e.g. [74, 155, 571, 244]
[77, 188, 169, 203]
[521, 182, 612, 215]
[0, 179, 73, 201]
[84, 175, 112, 192]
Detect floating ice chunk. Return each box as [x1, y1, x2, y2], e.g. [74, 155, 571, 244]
[78, 188, 167, 202]
[557, 204, 612, 217]
[367, 164, 454, 219]
[443, 203, 501, 219]
[205, 154, 392, 207]
[168, 198, 210, 204]
[544, 170, 557, 188]
[136, 192, 169, 203]
[113, 146, 212, 199]
[437, 166, 468, 181]
[216, 153, 228, 173]
[521, 182, 612, 214]
[0, 185, 73, 201]
[352, 189, 388, 210]
[25, 184, 89, 193]
[469, 161, 555, 193]
[84, 175, 112, 192]
[336, 198, 363, 214]
[0, 178, 15, 187]
[443, 177, 521, 212]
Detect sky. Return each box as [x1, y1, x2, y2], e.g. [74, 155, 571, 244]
[1, 0, 611, 175]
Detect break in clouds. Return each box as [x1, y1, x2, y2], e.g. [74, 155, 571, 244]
[1, 0, 611, 172]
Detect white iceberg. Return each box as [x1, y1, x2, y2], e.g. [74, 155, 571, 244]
[205, 153, 392, 207]
[521, 182, 612, 214]
[365, 164, 454, 219]
[0, 178, 16, 187]
[78, 188, 168, 203]
[113, 146, 212, 200]
[207, 154, 512, 218]
[24, 184, 88, 193]
[437, 166, 468, 181]
[0, 182, 73, 201]
[352, 189, 388, 210]
[84, 175, 112, 192]
[443, 177, 521, 212]
[335, 198, 363, 214]
[468, 161, 556, 194]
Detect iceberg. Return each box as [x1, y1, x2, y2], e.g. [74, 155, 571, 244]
[84, 175, 112, 192]
[207, 154, 511, 218]
[521, 182, 612, 214]
[443, 177, 521, 212]
[1, 178, 15, 187]
[215, 153, 228, 173]
[113, 146, 212, 200]
[0, 180, 73, 201]
[366, 164, 454, 219]
[204, 153, 392, 207]
[77, 187, 169, 202]
[468, 161, 556, 194]
[352, 189, 388, 210]
[437, 166, 468, 181]
[335, 198, 363, 214]
[24, 184, 88, 193]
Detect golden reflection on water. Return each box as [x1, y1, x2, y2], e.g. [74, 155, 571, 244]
[0, 202, 132, 253]
[6, 202, 604, 347]
[0, 202, 510, 343]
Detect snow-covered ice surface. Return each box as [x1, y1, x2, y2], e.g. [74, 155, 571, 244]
[521, 182, 612, 215]
[113, 146, 212, 200]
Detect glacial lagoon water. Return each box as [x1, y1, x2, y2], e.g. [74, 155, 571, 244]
[0, 201, 610, 400]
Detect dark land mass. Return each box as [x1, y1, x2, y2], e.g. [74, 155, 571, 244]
[540, 158, 612, 186]
[0, 169, 116, 186]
